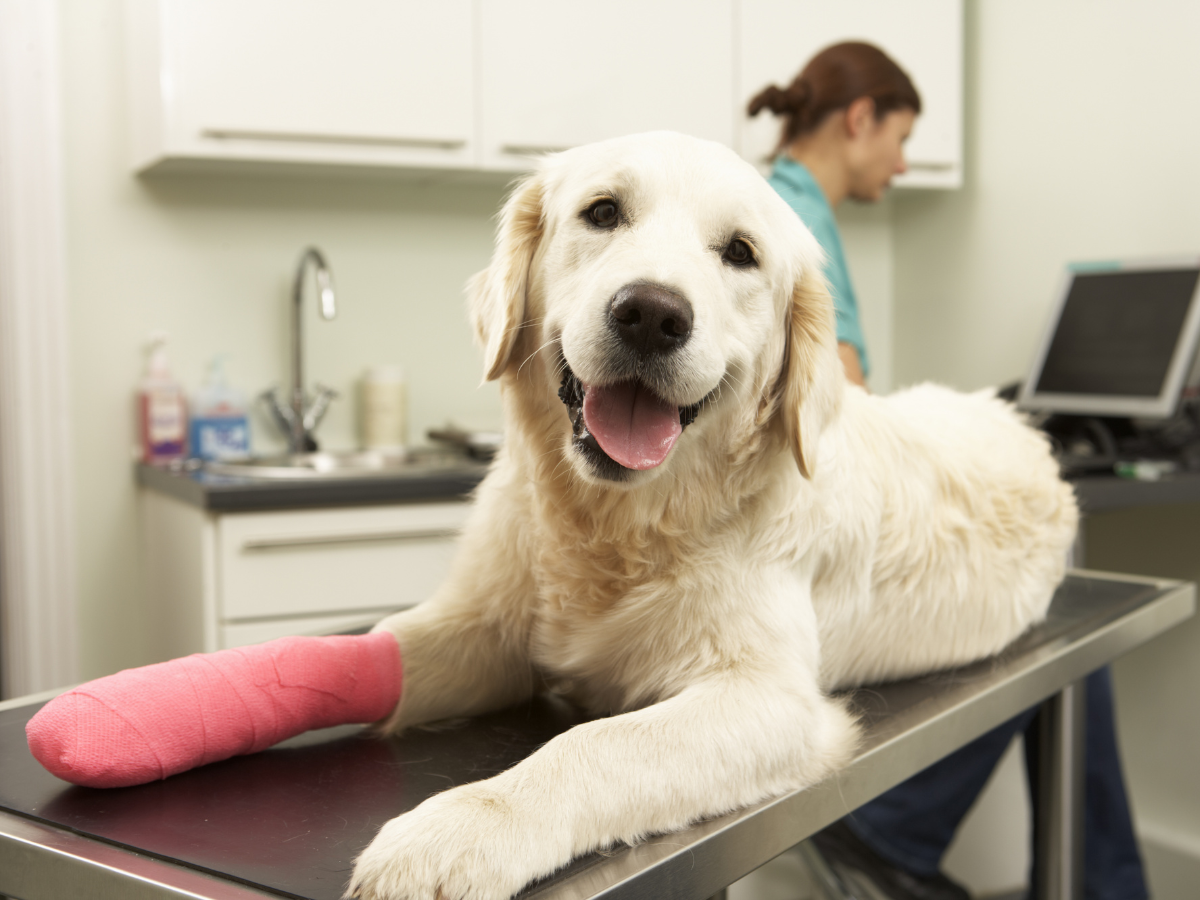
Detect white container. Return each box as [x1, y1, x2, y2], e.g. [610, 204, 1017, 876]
[359, 365, 407, 452]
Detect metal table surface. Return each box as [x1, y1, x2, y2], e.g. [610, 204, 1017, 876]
[0, 571, 1193, 900]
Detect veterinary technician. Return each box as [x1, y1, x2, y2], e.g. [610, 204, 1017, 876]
[750, 42, 1147, 900]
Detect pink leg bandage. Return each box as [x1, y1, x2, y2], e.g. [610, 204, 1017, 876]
[26, 631, 402, 789]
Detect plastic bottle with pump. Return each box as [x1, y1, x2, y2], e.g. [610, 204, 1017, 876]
[189, 355, 251, 461]
[138, 332, 188, 464]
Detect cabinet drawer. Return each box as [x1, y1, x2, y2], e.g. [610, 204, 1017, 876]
[217, 503, 471, 621]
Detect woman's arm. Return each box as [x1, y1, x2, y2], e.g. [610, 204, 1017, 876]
[838, 341, 866, 388]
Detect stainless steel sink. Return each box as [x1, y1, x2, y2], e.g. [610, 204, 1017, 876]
[203, 449, 480, 480]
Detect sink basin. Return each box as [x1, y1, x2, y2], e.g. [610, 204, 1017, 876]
[203, 449, 480, 480]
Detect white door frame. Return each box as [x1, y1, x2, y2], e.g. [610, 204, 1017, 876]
[0, 0, 79, 697]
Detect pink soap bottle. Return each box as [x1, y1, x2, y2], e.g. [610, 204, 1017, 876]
[138, 332, 188, 464]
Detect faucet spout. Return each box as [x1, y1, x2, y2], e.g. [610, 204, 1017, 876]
[287, 247, 337, 453]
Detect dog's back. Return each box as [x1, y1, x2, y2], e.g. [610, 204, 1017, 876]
[811, 383, 1079, 689]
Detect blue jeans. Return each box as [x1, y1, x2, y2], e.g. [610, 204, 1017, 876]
[845, 668, 1147, 900]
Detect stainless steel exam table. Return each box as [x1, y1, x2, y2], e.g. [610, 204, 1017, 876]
[0, 571, 1192, 900]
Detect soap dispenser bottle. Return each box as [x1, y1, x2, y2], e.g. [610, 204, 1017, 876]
[189, 355, 251, 461]
[138, 332, 188, 464]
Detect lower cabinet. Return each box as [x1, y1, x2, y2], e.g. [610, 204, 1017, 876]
[141, 490, 471, 657]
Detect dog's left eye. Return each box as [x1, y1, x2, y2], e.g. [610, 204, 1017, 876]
[723, 238, 756, 267]
[584, 199, 619, 229]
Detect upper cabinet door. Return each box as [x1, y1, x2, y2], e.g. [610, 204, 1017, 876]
[737, 0, 963, 188]
[478, 0, 735, 172]
[128, 0, 476, 171]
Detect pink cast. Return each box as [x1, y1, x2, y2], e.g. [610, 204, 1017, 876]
[26, 631, 402, 789]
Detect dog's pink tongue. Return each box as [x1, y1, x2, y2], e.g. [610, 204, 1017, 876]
[583, 381, 682, 470]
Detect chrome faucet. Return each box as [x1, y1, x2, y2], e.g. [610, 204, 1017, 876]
[261, 247, 338, 453]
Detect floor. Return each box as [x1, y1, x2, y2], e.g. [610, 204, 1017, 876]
[728, 843, 893, 900]
[726, 845, 829, 900]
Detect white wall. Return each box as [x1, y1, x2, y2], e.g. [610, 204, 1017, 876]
[894, 1, 1200, 392]
[891, 2, 1200, 897]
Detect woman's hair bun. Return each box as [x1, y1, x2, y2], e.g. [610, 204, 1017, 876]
[747, 84, 789, 118]
[747, 78, 811, 119]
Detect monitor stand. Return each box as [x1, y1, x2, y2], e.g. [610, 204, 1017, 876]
[1040, 414, 1136, 474]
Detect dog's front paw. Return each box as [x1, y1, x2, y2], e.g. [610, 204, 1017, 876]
[345, 781, 559, 900]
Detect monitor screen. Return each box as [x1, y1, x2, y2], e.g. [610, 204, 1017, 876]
[1019, 260, 1200, 418]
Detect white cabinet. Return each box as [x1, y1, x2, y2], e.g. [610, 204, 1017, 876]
[126, 1, 962, 188]
[477, 0, 734, 171]
[737, 0, 963, 188]
[142, 490, 470, 656]
[127, 0, 477, 172]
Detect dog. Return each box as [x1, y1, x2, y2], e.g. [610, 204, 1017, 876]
[346, 131, 1078, 900]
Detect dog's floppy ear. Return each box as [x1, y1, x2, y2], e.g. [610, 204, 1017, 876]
[467, 175, 545, 381]
[778, 267, 844, 479]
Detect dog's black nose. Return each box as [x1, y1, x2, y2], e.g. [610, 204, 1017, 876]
[609, 284, 693, 355]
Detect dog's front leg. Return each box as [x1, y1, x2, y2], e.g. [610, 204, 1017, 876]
[346, 671, 858, 900]
[371, 489, 540, 731]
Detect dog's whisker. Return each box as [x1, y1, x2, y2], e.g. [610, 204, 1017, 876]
[518, 336, 561, 376]
[496, 316, 549, 350]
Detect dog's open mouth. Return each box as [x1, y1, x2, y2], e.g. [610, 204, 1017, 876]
[558, 366, 705, 473]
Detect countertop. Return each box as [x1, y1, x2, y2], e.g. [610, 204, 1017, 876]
[136, 455, 490, 512]
[1068, 468, 1200, 513]
[0, 571, 1193, 900]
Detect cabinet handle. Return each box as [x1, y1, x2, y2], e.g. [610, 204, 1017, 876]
[499, 143, 575, 156]
[202, 128, 467, 150]
[242, 528, 460, 551]
[904, 160, 956, 171]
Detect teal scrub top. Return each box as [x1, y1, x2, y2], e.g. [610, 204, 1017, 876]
[766, 155, 869, 377]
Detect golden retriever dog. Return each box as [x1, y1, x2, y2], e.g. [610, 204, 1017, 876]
[346, 131, 1078, 900]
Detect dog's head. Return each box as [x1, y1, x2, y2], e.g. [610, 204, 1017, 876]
[469, 132, 843, 486]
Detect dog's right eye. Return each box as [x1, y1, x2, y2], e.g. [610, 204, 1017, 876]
[584, 199, 619, 229]
[722, 238, 756, 267]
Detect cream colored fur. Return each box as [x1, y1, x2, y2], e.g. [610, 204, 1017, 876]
[347, 132, 1078, 900]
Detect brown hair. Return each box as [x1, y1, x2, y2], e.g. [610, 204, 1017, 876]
[747, 42, 921, 155]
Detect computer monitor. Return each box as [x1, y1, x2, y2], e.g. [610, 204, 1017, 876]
[1017, 257, 1200, 419]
